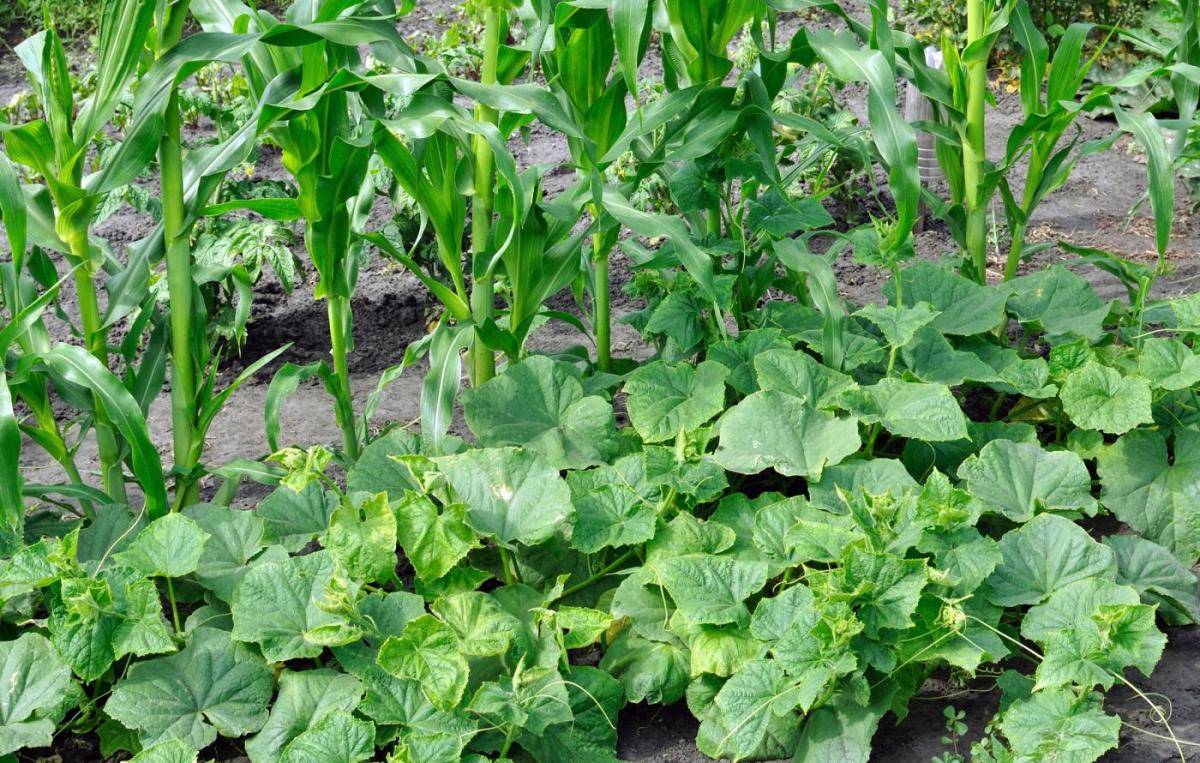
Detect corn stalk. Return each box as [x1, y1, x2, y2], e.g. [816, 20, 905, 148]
[156, 0, 203, 509]
[963, 0, 990, 283]
[469, 2, 505, 387]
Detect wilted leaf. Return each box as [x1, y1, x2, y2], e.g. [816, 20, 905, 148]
[231, 551, 354, 662]
[377, 615, 469, 711]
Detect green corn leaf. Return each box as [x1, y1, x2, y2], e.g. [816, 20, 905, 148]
[74, 0, 157, 146]
[1009, 0, 1048, 114]
[420, 322, 472, 454]
[602, 187, 719, 304]
[808, 30, 920, 243]
[365, 232, 470, 321]
[0, 373, 22, 554]
[774, 240, 848, 370]
[39, 345, 168, 518]
[263, 362, 322, 454]
[1113, 103, 1174, 259]
[600, 85, 704, 164]
[614, 0, 651, 102]
[1046, 23, 1095, 107]
[203, 197, 302, 220]
[90, 32, 262, 194]
[0, 153, 27, 277]
[197, 344, 292, 441]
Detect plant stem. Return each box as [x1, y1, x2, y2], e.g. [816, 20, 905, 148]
[498, 544, 517, 586]
[591, 207, 612, 372]
[66, 227, 127, 504]
[212, 474, 241, 507]
[161, 89, 201, 511]
[469, 4, 502, 387]
[963, 0, 989, 284]
[706, 206, 721, 237]
[498, 725, 517, 759]
[166, 577, 183, 635]
[327, 294, 360, 460]
[1003, 221, 1026, 282]
[556, 549, 637, 601]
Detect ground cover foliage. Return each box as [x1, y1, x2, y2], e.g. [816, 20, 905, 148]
[3, 0, 1200, 761]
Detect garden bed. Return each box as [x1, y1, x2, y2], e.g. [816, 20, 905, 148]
[6, 0, 1200, 760]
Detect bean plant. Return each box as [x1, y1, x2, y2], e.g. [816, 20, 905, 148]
[2, 0, 1200, 762]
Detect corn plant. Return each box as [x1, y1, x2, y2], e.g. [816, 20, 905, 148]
[541, 2, 629, 372]
[371, 107, 586, 447]
[899, 3, 1115, 282]
[189, 0, 431, 463]
[1, 0, 157, 505]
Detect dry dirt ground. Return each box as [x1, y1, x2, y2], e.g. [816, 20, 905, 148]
[6, 1, 1200, 760]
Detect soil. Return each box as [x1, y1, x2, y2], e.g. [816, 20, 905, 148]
[7, 1, 1200, 761]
